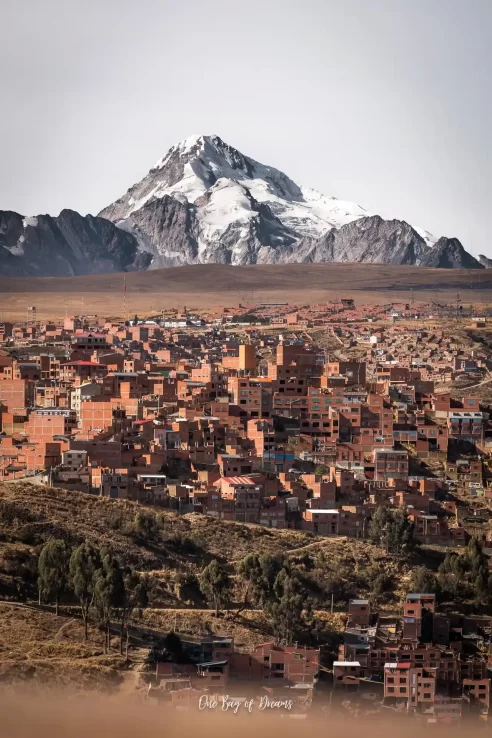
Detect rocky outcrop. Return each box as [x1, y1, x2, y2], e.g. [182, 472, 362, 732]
[0, 209, 148, 277]
[420, 237, 484, 269]
[271, 216, 429, 266]
[479, 254, 492, 268]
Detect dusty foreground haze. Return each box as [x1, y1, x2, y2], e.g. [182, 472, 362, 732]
[0, 692, 478, 738]
[1, 263, 492, 320]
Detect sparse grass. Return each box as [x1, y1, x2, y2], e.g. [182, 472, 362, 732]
[0, 483, 414, 614]
[0, 603, 125, 690]
[0, 480, 481, 690]
[2, 262, 492, 320]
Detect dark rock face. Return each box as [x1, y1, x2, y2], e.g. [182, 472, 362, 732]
[270, 216, 429, 266]
[122, 195, 201, 269]
[0, 209, 148, 277]
[479, 254, 492, 268]
[325, 216, 429, 265]
[420, 237, 484, 269]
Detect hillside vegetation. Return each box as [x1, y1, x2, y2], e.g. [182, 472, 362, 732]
[0, 482, 442, 690]
[0, 483, 412, 610]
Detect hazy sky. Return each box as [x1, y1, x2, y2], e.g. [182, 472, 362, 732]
[1, 0, 491, 254]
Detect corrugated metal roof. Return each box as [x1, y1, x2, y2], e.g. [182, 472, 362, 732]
[221, 476, 256, 485]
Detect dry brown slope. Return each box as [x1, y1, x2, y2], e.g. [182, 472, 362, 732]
[0, 602, 126, 690]
[0, 483, 316, 601]
[1, 263, 491, 319]
[0, 483, 408, 613]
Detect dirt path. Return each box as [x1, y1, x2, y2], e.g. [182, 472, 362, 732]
[284, 536, 349, 555]
[53, 618, 75, 642]
[118, 648, 149, 696]
[462, 373, 492, 390]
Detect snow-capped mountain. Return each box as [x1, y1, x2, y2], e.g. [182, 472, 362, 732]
[0, 134, 483, 277]
[101, 135, 369, 235]
[99, 134, 376, 268]
[99, 134, 481, 270]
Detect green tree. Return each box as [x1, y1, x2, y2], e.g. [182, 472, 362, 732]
[118, 569, 149, 657]
[93, 550, 125, 652]
[199, 559, 230, 617]
[466, 538, 489, 603]
[257, 554, 286, 606]
[438, 552, 464, 598]
[387, 510, 415, 555]
[266, 569, 305, 644]
[235, 553, 262, 617]
[38, 539, 69, 616]
[368, 505, 392, 546]
[371, 571, 395, 601]
[163, 631, 183, 661]
[368, 506, 414, 555]
[70, 542, 102, 639]
[133, 511, 159, 540]
[437, 542, 489, 603]
[407, 566, 438, 596]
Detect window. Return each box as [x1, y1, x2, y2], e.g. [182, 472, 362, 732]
[399, 687, 406, 694]
[387, 687, 395, 694]
[423, 693, 431, 699]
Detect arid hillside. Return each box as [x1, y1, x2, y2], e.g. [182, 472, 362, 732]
[0, 483, 407, 608]
[0, 483, 488, 692]
[0, 262, 491, 319]
[0, 483, 418, 686]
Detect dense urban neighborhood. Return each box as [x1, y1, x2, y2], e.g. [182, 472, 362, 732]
[3, 296, 492, 722]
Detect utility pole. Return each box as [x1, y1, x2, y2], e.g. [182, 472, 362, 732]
[123, 278, 128, 323]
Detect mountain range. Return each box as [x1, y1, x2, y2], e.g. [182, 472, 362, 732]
[0, 134, 486, 276]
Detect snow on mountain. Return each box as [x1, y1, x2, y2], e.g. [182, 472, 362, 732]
[99, 134, 385, 266]
[415, 227, 438, 247]
[99, 134, 453, 268]
[0, 134, 478, 277]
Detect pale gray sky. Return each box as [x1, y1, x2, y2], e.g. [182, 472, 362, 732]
[1, 0, 491, 253]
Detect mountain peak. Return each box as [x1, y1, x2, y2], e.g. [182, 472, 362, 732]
[94, 133, 485, 271]
[153, 134, 229, 170]
[1, 134, 483, 277]
[421, 236, 483, 269]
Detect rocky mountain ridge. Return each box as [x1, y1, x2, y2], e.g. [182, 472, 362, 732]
[0, 209, 149, 277]
[0, 134, 485, 276]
